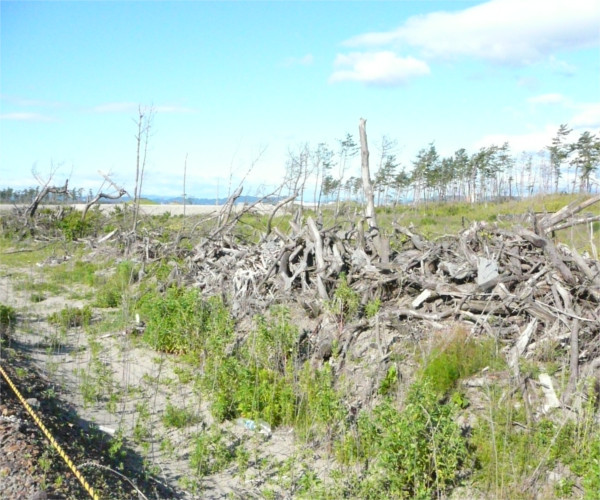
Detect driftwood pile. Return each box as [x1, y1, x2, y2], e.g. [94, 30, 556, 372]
[110, 193, 600, 398]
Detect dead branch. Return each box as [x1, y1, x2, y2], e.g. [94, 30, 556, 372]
[538, 193, 600, 233]
[81, 190, 127, 221]
[264, 192, 298, 239]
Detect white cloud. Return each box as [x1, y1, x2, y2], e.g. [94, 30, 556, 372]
[527, 93, 566, 104]
[570, 103, 600, 129]
[548, 56, 577, 76]
[517, 76, 541, 90]
[92, 102, 193, 114]
[473, 102, 600, 155]
[474, 126, 557, 153]
[154, 105, 195, 114]
[282, 54, 314, 67]
[329, 51, 430, 85]
[0, 95, 64, 108]
[0, 112, 55, 122]
[93, 102, 138, 113]
[343, 0, 599, 66]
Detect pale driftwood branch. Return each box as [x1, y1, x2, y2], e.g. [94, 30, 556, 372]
[307, 216, 329, 300]
[81, 189, 127, 221]
[218, 185, 243, 229]
[516, 228, 576, 285]
[545, 214, 600, 234]
[264, 192, 298, 239]
[539, 193, 600, 232]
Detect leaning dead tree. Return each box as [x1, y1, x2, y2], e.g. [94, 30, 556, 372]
[24, 180, 69, 219]
[81, 172, 128, 221]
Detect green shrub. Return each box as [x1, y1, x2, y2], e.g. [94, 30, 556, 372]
[551, 383, 600, 498]
[0, 303, 16, 339]
[341, 380, 469, 499]
[365, 298, 381, 319]
[469, 379, 599, 498]
[205, 307, 297, 425]
[329, 273, 360, 327]
[162, 403, 201, 429]
[470, 387, 557, 497]
[295, 362, 344, 439]
[189, 427, 236, 477]
[0, 303, 16, 328]
[204, 307, 344, 437]
[48, 305, 92, 329]
[58, 208, 103, 240]
[378, 364, 399, 396]
[139, 288, 233, 354]
[421, 330, 504, 396]
[94, 261, 136, 308]
[420, 216, 437, 226]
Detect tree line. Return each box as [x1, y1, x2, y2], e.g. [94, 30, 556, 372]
[0, 186, 94, 204]
[2, 123, 598, 208]
[282, 124, 600, 209]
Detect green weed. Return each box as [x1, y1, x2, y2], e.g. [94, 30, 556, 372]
[328, 273, 360, 329]
[421, 329, 504, 396]
[162, 403, 201, 429]
[335, 380, 469, 499]
[48, 305, 92, 330]
[94, 260, 137, 308]
[378, 364, 399, 396]
[0, 303, 16, 338]
[189, 426, 236, 477]
[139, 288, 232, 354]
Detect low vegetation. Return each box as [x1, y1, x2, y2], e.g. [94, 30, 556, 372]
[1, 191, 599, 499]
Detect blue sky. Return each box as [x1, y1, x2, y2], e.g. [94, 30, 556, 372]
[1, 0, 599, 200]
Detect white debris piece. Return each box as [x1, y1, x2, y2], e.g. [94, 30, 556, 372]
[538, 373, 561, 413]
[477, 257, 499, 285]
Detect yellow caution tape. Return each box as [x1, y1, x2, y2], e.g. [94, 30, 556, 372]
[0, 363, 100, 500]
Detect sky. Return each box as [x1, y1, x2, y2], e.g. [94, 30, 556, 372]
[1, 0, 599, 200]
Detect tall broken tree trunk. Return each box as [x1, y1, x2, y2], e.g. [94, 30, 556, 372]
[359, 118, 377, 232]
[359, 118, 389, 263]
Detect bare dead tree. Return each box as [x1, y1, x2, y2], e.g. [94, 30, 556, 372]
[183, 153, 188, 218]
[132, 105, 155, 232]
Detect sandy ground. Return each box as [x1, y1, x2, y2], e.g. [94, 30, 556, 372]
[0, 259, 299, 498]
[0, 203, 274, 216]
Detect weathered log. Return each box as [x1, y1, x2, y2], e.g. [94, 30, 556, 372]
[538, 193, 600, 233]
[516, 228, 576, 285]
[307, 217, 329, 300]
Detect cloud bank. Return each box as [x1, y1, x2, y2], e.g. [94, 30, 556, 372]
[344, 0, 599, 65]
[0, 112, 55, 122]
[332, 0, 599, 86]
[329, 51, 430, 85]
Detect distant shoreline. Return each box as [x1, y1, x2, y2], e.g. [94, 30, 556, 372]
[0, 203, 276, 216]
